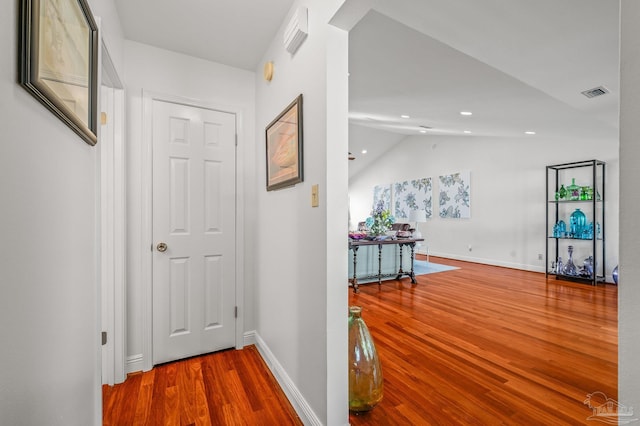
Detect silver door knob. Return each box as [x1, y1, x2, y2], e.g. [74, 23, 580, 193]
[157, 242, 168, 252]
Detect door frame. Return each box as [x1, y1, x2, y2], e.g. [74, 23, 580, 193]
[99, 38, 126, 386]
[140, 90, 245, 371]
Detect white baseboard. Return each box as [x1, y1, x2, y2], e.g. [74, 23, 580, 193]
[125, 353, 144, 375]
[245, 331, 322, 426]
[429, 251, 545, 273]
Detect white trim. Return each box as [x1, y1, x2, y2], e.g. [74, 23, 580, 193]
[429, 251, 545, 273]
[140, 90, 246, 370]
[253, 332, 322, 426]
[125, 354, 144, 375]
[243, 330, 257, 347]
[99, 37, 127, 386]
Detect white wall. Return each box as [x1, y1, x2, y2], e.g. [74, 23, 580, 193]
[349, 133, 619, 278]
[122, 41, 256, 370]
[253, 1, 349, 424]
[0, 0, 124, 423]
[619, 0, 640, 413]
[88, 0, 125, 73]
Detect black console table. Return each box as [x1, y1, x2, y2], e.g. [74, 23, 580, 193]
[348, 238, 424, 293]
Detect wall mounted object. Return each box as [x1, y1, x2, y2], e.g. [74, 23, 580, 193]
[439, 171, 471, 218]
[283, 6, 308, 54]
[394, 177, 433, 220]
[265, 94, 303, 191]
[263, 61, 274, 81]
[20, 0, 98, 146]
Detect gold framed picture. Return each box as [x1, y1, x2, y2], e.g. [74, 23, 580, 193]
[20, 0, 99, 146]
[265, 94, 303, 191]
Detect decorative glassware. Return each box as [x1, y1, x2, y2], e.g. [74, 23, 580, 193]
[558, 184, 567, 200]
[567, 178, 581, 200]
[582, 256, 594, 278]
[555, 220, 566, 238]
[613, 265, 618, 284]
[569, 208, 587, 238]
[562, 245, 578, 276]
[349, 306, 383, 412]
[556, 257, 563, 276]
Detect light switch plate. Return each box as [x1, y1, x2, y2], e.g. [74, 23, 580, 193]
[311, 184, 319, 207]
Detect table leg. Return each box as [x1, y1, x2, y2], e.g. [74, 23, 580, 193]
[377, 243, 383, 286]
[351, 245, 359, 293]
[409, 242, 417, 283]
[396, 243, 405, 279]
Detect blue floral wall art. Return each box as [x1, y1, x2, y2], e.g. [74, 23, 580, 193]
[372, 184, 392, 212]
[393, 178, 433, 220]
[439, 171, 471, 219]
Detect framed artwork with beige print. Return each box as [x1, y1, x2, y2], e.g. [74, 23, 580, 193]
[20, 0, 99, 146]
[265, 94, 303, 191]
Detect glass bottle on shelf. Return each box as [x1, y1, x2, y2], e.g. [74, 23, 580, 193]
[567, 178, 580, 200]
[562, 245, 578, 276]
[556, 257, 563, 276]
[558, 184, 567, 200]
[569, 209, 587, 238]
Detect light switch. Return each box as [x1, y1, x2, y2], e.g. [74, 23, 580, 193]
[311, 184, 319, 207]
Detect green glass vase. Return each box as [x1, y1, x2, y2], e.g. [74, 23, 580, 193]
[348, 306, 383, 412]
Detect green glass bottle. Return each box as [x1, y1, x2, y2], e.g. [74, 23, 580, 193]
[349, 306, 383, 412]
[558, 184, 567, 200]
[567, 178, 580, 200]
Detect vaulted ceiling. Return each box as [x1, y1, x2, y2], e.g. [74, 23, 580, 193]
[113, 1, 620, 178]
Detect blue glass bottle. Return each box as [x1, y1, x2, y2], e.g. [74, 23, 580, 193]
[570, 209, 586, 238]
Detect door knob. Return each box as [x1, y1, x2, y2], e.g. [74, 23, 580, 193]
[157, 242, 168, 252]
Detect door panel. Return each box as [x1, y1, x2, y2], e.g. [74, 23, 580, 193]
[152, 99, 236, 365]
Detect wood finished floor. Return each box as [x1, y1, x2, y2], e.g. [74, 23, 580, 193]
[349, 256, 617, 425]
[102, 345, 302, 426]
[103, 257, 617, 425]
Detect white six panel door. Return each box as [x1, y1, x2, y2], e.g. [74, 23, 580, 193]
[152, 99, 236, 365]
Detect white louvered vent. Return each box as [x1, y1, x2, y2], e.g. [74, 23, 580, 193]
[284, 7, 308, 55]
[581, 86, 610, 98]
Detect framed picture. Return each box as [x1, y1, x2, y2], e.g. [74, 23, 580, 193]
[20, 0, 99, 146]
[265, 94, 303, 191]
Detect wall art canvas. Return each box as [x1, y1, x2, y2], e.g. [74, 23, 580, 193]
[372, 184, 391, 212]
[20, 0, 99, 145]
[266, 94, 303, 191]
[394, 178, 433, 220]
[439, 171, 471, 219]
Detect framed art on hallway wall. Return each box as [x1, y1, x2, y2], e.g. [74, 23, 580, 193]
[265, 94, 303, 191]
[20, 0, 99, 146]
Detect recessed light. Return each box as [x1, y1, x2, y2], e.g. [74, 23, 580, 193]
[419, 130, 427, 134]
[464, 130, 472, 134]
[525, 131, 536, 135]
[400, 115, 410, 119]
[361, 150, 367, 154]
[460, 111, 473, 116]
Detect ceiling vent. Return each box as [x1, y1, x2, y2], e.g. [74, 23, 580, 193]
[419, 125, 432, 130]
[581, 86, 609, 99]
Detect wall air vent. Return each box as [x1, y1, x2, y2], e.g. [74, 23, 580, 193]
[284, 7, 308, 55]
[581, 86, 610, 98]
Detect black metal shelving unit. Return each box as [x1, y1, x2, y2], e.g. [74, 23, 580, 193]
[545, 160, 605, 285]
